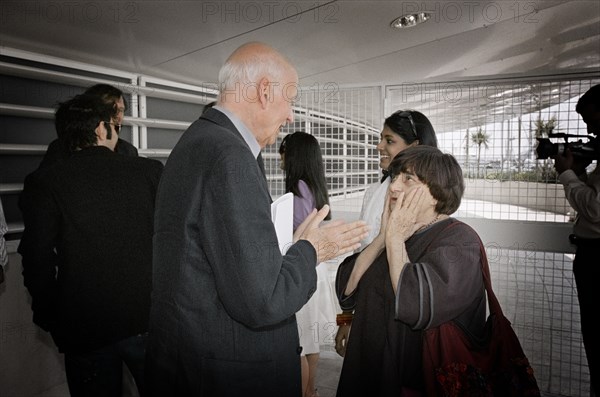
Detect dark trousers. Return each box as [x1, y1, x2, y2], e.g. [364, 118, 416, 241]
[573, 244, 599, 394]
[64, 333, 147, 397]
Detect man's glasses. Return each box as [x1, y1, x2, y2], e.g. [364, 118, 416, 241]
[394, 111, 418, 139]
[104, 121, 121, 134]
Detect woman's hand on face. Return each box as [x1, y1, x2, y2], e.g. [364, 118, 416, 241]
[386, 187, 427, 241]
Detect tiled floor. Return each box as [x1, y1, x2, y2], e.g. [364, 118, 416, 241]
[315, 348, 344, 397]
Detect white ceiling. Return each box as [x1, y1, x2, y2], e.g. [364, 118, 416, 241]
[1, 0, 599, 127]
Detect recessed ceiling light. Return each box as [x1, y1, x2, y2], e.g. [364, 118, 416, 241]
[390, 12, 431, 29]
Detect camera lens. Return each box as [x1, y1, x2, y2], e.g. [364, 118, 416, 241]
[535, 138, 558, 159]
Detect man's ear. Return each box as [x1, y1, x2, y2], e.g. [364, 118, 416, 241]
[258, 77, 270, 109]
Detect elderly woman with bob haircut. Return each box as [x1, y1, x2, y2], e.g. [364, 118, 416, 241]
[335, 145, 487, 396]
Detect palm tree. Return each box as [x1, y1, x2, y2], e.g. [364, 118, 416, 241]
[533, 116, 556, 139]
[471, 127, 490, 178]
[532, 116, 557, 180]
[462, 128, 471, 175]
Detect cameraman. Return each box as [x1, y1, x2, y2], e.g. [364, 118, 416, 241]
[552, 83, 600, 395]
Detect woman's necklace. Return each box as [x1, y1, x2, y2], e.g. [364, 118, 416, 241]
[420, 214, 443, 231]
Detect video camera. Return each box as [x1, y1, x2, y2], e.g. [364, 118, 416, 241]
[535, 133, 600, 160]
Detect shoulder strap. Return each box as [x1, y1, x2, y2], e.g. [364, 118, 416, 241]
[477, 238, 503, 316]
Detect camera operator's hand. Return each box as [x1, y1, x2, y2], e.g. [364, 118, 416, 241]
[573, 157, 593, 177]
[552, 148, 592, 176]
[552, 148, 573, 175]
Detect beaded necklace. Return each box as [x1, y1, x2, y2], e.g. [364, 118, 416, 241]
[420, 214, 444, 231]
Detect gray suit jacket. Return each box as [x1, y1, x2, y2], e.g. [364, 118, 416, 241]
[146, 108, 318, 397]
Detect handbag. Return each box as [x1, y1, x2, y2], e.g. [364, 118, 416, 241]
[421, 239, 541, 396]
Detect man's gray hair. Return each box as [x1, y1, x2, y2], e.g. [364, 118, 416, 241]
[218, 53, 287, 93]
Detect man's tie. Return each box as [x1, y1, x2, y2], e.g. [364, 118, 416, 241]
[257, 152, 272, 203]
[257, 152, 266, 178]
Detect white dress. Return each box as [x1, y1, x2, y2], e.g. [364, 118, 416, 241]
[292, 180, 322, 355]
[296, 276, 322, 355]
[297, 252, 344, 354]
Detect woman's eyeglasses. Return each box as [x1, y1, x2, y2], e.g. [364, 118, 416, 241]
[394, 111, 418, 139]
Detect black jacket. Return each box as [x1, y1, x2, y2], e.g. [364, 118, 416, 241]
[145, 108, 317, 396]
[18, 146, 163, 353]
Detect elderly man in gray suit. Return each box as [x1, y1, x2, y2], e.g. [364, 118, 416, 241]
[146, 42, 369, 397]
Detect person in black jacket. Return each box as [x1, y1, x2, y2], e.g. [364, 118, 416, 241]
[18, 93, 163, 397]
